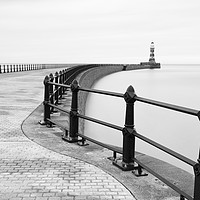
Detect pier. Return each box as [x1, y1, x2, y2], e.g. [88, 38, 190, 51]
[0, 64, 199, 200]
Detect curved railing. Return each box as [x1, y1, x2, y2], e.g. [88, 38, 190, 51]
[40, 65, 200, 200]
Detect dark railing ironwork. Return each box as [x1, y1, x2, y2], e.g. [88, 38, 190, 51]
[0, 63, 44, 73]
[40, 65, 200, 200]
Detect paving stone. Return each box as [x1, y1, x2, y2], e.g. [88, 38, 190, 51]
[0, 70, 135, 200]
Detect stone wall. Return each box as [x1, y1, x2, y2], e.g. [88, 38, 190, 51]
[75, 65, 124, 134]
[75, 64, 153, 134]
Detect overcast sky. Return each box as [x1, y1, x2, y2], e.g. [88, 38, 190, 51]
[0, 0, 200, 64]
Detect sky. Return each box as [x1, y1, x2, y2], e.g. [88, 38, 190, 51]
[0, 0, 200, 64]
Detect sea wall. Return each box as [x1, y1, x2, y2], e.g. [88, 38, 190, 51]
[76, 65, 123, 133]
[75, 64, 153, 134]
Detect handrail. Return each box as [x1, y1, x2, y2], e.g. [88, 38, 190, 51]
[48, 82, 71, 88]
[40, 65, 200, 200]
[79, 87, 200, 119]
[79, 87, 124, 98]
[77, 113, 123, 131]
[135, 96, 200, 119]
[77, 132, 123, 154]
[134, 131, 196, 166]
[47, 103, 70, 114]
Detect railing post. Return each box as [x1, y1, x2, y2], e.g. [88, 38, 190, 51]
[193, 149, 200, 200]
[54, 72, 59, 105]
[59, 71, 63, 99]
[113, 85, 136, 171]
[0, 65, 1, 73]
[4, 65, 6, 73]
[122, 64, 127, 71]
[49, 73, 54, 112]
[64, 80, 79, 143]
[64, 69, 67, 83]
[39, 76, 51, 126]
[62, 70, 65, 94]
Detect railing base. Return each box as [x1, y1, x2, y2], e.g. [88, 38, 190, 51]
[62, 130, 79, 143]
[38, 120, 47, 125]
[62, 136, 79, 143]
[113, 160, 135, 171]
[38, 120, 53, 128]
[132, 165, 148, 177]
[77, 139, 89, 146]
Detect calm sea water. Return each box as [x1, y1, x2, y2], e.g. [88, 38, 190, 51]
[84, 64, 200, 174]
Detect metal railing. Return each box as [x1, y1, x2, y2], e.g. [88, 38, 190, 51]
[40, 66, 200, 200]
[0, 64, 44, 73]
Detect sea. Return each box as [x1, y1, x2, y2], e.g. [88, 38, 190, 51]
[84, 64, 200, 174]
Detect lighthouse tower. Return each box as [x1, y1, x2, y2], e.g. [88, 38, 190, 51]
[140, 42, 160, 68]
[149, 42, 155, 63]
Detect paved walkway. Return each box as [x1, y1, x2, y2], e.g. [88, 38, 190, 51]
[0, 70, 135, 200]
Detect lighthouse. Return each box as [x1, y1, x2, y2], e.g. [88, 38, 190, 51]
[149, 42, 155, 63]
[140, 42, 160, 68]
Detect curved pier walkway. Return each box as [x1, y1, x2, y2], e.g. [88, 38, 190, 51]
[0, 70, 135, 200]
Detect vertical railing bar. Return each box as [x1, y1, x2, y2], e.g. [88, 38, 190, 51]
[113, 85, 136, 171]
[55, 72, 59, 105]
[49, 73, 54, 113]
[39, 76, 51, 126]
[63, 79, 79, 143]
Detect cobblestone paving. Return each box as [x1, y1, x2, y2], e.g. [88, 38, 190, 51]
[0, 70, 135, 200]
